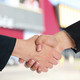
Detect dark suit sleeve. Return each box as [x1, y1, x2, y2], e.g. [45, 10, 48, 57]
[0, 35, 16, 71]
[64, 21, 80, 52]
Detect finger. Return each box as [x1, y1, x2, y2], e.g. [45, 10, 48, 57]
[19, 58, 24, 63]
[49, 58, 58, 65]
[25, 60, 35, 68]
[27, 35, 39, 42]
[30, 35, 39, 40]
[31, 62, 39, 71]
[36, 44, 42, 52]
[47, 63, 53, 69]
[43, 68, 48, 72]
[54, 54, 62, 60]
[35, 35, 44, 45]
[37, 67, 42, 73]
[52, 51, 62, 60]
[35, 35, 45, 52]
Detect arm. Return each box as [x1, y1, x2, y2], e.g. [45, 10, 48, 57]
[13, 35, 59, 73]
[36, 21, 80, 52]
[64, 21, 80, 52]
[0, 35, 16, 71]
[0, 35, 56, 73]
[26, 21, 80, 72]
[0, 35, 38, 71]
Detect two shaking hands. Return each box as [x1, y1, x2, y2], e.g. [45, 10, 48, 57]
[12, 30, 75, 73]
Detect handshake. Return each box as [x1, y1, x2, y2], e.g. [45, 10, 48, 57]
[12, 31, 75, 73]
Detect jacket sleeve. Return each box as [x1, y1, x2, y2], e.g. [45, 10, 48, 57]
[64, 21, 80, 53]
[0, 35, 16, 71]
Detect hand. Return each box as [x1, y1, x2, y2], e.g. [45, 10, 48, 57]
[12, 35, 39, 61]
[26, 30, 75, 72]
[36, 31, 75, 52]
[12, 35, 56, 73]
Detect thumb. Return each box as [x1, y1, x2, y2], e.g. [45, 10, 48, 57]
[35, 35, 57, 52]
[35, 35, 46, 52]
[27, 35, 39, 41]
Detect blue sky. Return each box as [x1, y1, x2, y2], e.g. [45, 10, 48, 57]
[49, 0, 80, 10]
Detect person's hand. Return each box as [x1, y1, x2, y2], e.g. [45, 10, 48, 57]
[37, 31, 75, 52]
[12, 35, 39, 61]
[12, 35, 58, 73]
[26, 30, 75, 72]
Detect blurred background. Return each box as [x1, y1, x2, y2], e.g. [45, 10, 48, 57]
[0, 0, 80, 80]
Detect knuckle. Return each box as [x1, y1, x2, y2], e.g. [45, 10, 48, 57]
[32, 66, 37, 70]
[43, 69, 48, 72]
[27, 63, 31, 67]
[25, 64, 31, 68]
[39, 35, 46, 40]
[31, 68, 35, 71]
[34, 35, 39, 37]
[36, 35, 48, 44]
[36, 37, 43, 44]
[32, 67, 36, 70]
[54, 61, 58, 65]
[58, 54, 62, 60]
[49, 65, 53, 69]
[36, 40, 41, 44]
[55, 52, 62, 60]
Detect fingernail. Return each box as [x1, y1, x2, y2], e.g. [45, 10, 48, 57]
[35, 62, 39, 67]
[38, 68, 41, 72]
[29, 60, 35, 65]
[37, 45, 41, 51]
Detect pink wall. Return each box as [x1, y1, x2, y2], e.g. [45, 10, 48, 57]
[40, 0, 60, 35]
[0, 27, 23, 39]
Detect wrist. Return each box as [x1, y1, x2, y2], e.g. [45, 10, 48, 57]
[12, 35, 39, 61]
[12, 39, 25, 58]
[63, 30, 76, 48]
[54, 30, 76, 51]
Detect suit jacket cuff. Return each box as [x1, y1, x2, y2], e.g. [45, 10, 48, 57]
[63, 21, 80, 53]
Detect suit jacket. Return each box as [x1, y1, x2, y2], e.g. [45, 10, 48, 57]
[0, 35, 16, 71]
[64, 21, 80, 52]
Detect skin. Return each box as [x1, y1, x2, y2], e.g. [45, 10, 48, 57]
[12, 35, 59, 73]
[25, 30, 75, 73]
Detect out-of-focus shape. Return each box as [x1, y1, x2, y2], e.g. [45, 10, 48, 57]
[49, 0, 80, 28]
[0, 3, 43, 32]
[57, 4, 80, 28]
[49, 0, 80, 10]
[24, 0, 39, 10]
